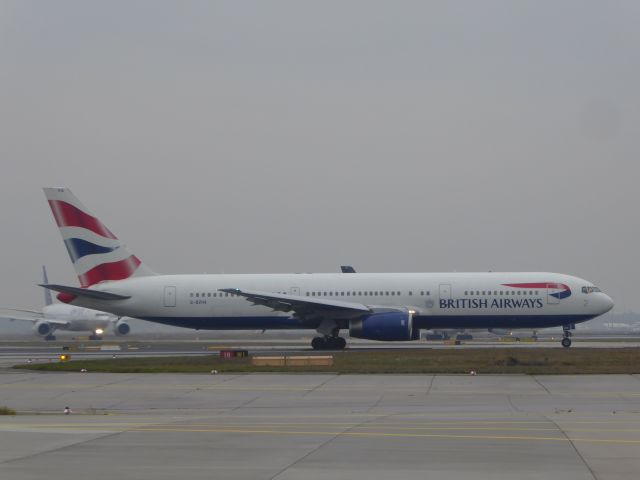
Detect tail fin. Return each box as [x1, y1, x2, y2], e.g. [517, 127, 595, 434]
[43, 187, 155, 287]
[42, 266, 53, 305]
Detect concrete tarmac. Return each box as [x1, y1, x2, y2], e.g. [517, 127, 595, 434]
[1, 372, 640, 479]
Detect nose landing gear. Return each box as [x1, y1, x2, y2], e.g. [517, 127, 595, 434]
[561, 324, 574, 348]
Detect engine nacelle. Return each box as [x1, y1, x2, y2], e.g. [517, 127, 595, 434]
[114, 320, 131, 336]
[34, 321, 53, 336]
[349, 311, 416, 341]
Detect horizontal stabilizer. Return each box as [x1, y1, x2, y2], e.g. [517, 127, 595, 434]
[39, 284, 131, 301]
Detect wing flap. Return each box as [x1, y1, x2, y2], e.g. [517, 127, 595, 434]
[218, 288, 371, 319]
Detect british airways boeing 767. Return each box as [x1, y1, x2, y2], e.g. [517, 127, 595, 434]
[41, 188, 613, 349]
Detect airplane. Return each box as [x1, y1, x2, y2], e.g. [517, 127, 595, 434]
[1, 265, 132, 340]
[40, 187, 614, 350]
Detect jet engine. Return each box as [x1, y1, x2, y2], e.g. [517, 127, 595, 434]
[114, 319, 131, 336]
[349, 310, 418, 341]
[34, 321, 53, 337]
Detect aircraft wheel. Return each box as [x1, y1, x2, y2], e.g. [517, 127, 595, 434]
[311, 337, 326, 350]
[561, 337, 572, 348]
[324, 337, 346, 350]
[45, 335, 56, 341]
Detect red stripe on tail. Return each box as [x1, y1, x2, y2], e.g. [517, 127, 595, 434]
[79, 255, 142, 287]
[48, 200, 117, 239]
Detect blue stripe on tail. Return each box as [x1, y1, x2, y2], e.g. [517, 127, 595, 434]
[63, 238, 116, 263]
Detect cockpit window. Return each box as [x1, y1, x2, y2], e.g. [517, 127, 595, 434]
[581, 286, 601, 294]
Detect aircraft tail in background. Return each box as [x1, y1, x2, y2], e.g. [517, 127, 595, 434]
[42, 266, 53, 306]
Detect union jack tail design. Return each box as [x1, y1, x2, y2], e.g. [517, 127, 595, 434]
[43, 187, 155, 287]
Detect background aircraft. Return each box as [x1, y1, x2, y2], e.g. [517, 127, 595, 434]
[0, 266, 131, 340]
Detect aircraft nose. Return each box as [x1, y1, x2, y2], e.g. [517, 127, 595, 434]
[599, 294, 614, 314]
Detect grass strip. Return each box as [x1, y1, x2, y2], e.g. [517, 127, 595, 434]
[13, 348, 640, 374]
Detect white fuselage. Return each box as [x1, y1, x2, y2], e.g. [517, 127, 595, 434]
[41, 304, 115, 332]
[65, 272, 613, 332]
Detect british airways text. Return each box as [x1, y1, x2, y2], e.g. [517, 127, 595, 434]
[440, 298, 544, 309]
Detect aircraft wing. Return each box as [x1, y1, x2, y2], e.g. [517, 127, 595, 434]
[218, 288, 371, 321]
[0, 310, 70, 327]
[0, 308, 44, 323]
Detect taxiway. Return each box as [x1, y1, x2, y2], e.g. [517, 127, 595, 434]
[1, 371, 640, 479]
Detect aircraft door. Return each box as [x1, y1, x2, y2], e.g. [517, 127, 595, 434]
[164, 286, 176, 307]
[547, 283, 560, 305]
[290, 287, 300, 296]
[439, 284, 451, 300]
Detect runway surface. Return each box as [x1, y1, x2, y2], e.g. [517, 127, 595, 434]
[1, 371, 640, 479]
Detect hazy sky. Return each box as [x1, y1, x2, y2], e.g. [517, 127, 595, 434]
[0, 1, 638, 312]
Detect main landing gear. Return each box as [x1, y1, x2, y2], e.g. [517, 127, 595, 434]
[561, 324, 574, 348]
[44, 334, 56, 341]
[311, 336, 347, 350]
[312, 320, 346, 350]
